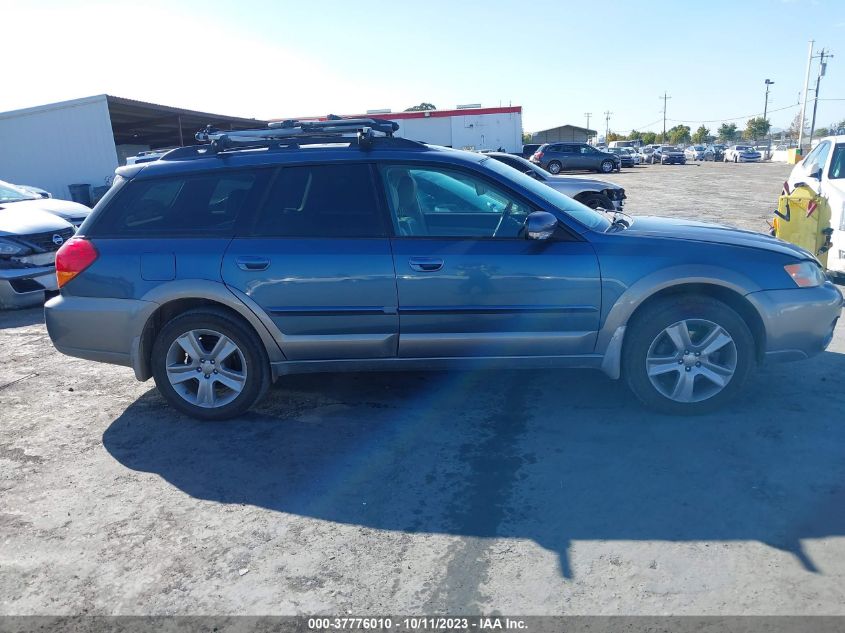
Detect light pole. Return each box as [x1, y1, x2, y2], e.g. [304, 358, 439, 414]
[763, 79, 774, 159]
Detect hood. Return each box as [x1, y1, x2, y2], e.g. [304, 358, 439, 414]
[546, 174, 622, 191]
[621, 215, 814, 259]
[0, 197, 91, 220]
[0, 207, 74, 237]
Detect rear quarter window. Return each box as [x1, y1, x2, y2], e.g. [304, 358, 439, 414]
[89, 169, 265, 237]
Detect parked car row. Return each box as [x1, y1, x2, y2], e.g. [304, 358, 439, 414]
[0, 180, 91, 309]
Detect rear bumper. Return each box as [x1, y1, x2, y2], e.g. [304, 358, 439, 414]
[45, 294, 158, 370]
[747, 282, 843, 363]
[0, 265, 57, 309]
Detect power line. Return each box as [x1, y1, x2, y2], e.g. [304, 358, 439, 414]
[665, 101, 800, 124]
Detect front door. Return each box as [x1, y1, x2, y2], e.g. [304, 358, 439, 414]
[378, 163, 602, 358]
[222, 163, 398, 361]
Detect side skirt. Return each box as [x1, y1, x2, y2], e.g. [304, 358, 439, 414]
[271, 354, 606, 379]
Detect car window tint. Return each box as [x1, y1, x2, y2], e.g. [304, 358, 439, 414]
[380, 165, 533, 238]
[252, 164, 384, 238]
[810, 142, 831, 173]
[828, 144, 844, 180]
[93, 170, 261, 236]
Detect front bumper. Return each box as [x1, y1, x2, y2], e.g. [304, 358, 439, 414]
[738, 156, 762, 162]
[0, 265, 57, 309]
[747, 281, 843, 362]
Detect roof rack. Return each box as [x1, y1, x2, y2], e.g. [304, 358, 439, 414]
[193, 114, 402, 152]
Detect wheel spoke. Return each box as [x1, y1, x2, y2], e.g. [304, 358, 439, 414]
[670, 371, 696, 402]
[167, 363, 198, 384]
[697, 365, 729, 388]
[664, 322, 692, 353]
[698, 327, 732, 356]
[175, 331, 205, 361]
[214, 367, 246, 393]
[196, 377, 215, 407]
[647, 357, 680, 377]
[210, 335, 238, 364]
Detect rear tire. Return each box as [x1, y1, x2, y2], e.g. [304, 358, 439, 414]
[151, 309, 270, 421]
[547, 161, 562, 174]
[600, 160, 614, 173]
[623, 296, 757, 415]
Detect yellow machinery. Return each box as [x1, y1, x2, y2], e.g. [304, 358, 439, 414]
[773, 183, 833, 268]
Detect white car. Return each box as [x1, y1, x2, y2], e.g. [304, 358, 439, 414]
[684, 145, 706, 161]
[486, 153, 626, 210]
[0, 180, 90, 229]
[785, 135, 845, 276]
[622, 147, 641, 165]
[723, 145, 762, 163]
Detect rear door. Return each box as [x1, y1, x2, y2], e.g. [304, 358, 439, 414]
[221, 162, 398, 360]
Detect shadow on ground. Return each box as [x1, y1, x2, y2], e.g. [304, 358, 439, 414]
[103, 351, 845, 578]
[0, 307, 44, 329]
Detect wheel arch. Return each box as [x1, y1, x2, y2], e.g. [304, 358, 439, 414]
[132, 280, 285, 381]
[598, 272, 767, 379]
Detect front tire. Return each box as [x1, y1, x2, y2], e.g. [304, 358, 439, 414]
[151, 309, 270, 421]
[623, 296, 756, 415]
[576, 192, 615, 210]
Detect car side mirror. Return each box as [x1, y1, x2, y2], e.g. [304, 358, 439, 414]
[524, 211, 558, 240]
[810, 168, 822, 180]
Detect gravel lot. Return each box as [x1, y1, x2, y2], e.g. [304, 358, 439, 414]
[2, 161, 845, 616]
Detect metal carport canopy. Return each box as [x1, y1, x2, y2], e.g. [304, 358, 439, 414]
[106, 95, 268, 149]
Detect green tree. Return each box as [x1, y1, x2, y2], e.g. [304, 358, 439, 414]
[606, 132, 626, 142]
[641, 131, 657, 145]
[628, 130, 643, 141]
[814, 127, 830, 138]
[522, 132, 533, 144]
[667, 124, 691, 145]
[717, 123, 738, 142]
[743, 117, 771, 141]
[404, 102, 436, 112]
[691, 125, 710, 144]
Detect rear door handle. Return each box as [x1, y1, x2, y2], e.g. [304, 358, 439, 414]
[236, 256, 270, 271]
[409, 257, 443, 272]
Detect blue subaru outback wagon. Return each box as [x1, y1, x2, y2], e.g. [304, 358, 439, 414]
[45, 118, 842, 420]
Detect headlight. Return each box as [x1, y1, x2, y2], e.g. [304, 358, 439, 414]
[0, 238, 29, 256]
[784, 261, 826, 287]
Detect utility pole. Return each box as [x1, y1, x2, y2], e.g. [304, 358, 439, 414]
[808, 48, 833, 141]
[798, 39, 814, 150]
[763, 79, 774, 158]
[604, 111, 612, 144]
[660, 92, 671, 143]
[584, 112, 592, 142]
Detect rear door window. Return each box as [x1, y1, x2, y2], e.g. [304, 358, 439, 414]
[250, 163, 386, 238]
[92, 170, 263, 237]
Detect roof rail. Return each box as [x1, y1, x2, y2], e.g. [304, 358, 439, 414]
[194, 115, 401, 152]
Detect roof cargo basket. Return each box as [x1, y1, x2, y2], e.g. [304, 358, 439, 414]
[194, 115, 401, 152]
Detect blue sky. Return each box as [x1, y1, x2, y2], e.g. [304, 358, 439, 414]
[2, 0, 844, 135]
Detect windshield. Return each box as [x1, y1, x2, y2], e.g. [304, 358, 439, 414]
[0, 182, 39, 204]
[492, 154, 547, 179]
[736, 146, 752, 151]
[694, 145, 705, 150]
[482, 157, 612, 232]
[661, 146, 679, 152]
[829, 144, 845, 179]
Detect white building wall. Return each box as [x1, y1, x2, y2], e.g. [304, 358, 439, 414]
[390, 111, 522, 152]
[0, 95, 119, 200]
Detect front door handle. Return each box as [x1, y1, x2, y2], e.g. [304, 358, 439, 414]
[409, 257, 443, 272]
[236, 256, 270, 271]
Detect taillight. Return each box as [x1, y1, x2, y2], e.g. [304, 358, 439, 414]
[533, 151, 544, 160]
[55, 237, 98, 288]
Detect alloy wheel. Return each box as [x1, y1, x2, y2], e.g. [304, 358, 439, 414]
[645, 319, 737, 403]
[165, 329, 247, 408]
